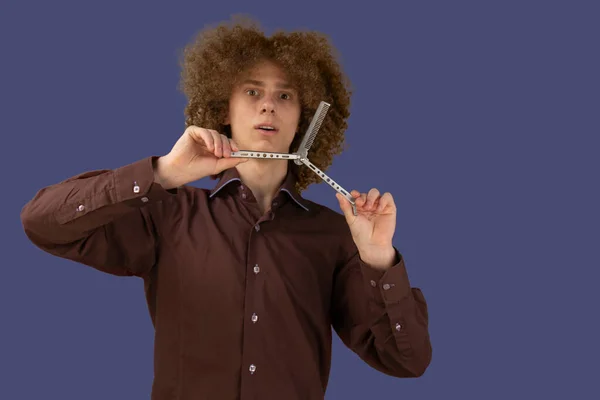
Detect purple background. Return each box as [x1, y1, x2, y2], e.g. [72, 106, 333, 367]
[2, 1, 598, 399]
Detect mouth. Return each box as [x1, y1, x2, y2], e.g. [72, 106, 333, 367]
[254, 124, 279, 135]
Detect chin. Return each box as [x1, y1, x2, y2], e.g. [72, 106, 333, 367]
[252, 141, 285, 152]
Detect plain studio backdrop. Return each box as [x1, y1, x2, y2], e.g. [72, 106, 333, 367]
[1, 1, 598, 399]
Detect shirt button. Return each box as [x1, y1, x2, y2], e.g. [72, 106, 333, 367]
[141, 197, 149, 203]
[370, 280, 376, 287]
[242, 193, 247, 199]
[77, 204, 85, 212]
[253, 265, 260, 274]
[255, 225, 260, 232]
[133, 182, 140, 193]
[395, 323, 402, 331]
[249, 364, 256, 374]
[251, 313, 258, 323]
[272, 201, 278, 207]
[383, 283, 391, 290]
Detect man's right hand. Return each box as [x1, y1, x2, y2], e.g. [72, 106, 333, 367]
[153, 126, 248, 189]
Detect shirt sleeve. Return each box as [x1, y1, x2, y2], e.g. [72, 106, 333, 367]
[330, 242, 432, 378]
[20, 156, 178, 277]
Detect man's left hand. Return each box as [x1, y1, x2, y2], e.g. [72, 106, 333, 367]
[336, 188, 397, 270]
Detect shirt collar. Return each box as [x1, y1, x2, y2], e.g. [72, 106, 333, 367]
[209, 166, 310, 212]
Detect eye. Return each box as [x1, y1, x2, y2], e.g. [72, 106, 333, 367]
[246, 89, 259, 96]
[280, 93, 291, 100]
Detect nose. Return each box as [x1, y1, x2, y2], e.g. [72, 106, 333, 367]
[261, 96, 276, 114]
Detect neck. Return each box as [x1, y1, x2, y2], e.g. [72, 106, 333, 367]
[235, 159, 289, 212]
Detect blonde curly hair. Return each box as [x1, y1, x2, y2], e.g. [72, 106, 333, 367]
[178, 15, 353, 193]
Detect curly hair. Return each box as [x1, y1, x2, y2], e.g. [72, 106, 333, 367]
[177, 15, 353, 193]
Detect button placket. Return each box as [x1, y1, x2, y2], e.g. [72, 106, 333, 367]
[247, 261, 260, 376]
[251, 263, 259, 322]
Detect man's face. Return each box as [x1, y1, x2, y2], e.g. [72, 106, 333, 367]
[225, 60, 301, 154]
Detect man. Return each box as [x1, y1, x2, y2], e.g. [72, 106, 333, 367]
[21, 16, 431, 399]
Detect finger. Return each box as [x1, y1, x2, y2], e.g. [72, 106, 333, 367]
[210, 130, 223, 157]
[224, 138, 247, 163]
[365, 188, 380, 210]
[220, 134, 231, 157]
[229, 138, 240, 152]
[188, 126, 214, 151]
[375, 196, 386, 212]
[377, 192, 395, 212]
[357, 192, 367, 207]
[350, 190, 366, 207]
[371, 196, 381, 212]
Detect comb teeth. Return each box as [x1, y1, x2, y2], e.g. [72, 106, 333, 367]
[298, 101, 330, 156]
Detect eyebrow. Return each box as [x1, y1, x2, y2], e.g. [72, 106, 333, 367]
[242, 79, 296, 91]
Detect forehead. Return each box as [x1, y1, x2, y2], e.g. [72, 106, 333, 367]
[246, 60, 288, 79]
[238, 61, 296, 90]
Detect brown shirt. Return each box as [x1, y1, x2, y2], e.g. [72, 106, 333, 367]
[20, 156, 432, 400]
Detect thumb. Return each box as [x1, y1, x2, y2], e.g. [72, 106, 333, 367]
[336, 193, 355, 223]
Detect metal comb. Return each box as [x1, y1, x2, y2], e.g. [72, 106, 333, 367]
[293, 101, 329, 165]
[229, 101, 357, 215]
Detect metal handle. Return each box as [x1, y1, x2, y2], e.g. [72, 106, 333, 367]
[230, 151, 300, 160]
[301, 158, 357, 216]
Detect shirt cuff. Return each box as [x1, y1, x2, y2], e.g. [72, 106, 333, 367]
[359, 248, 412, 305]
[54, 156, 178, 225]
[114, 156, 179, 206]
